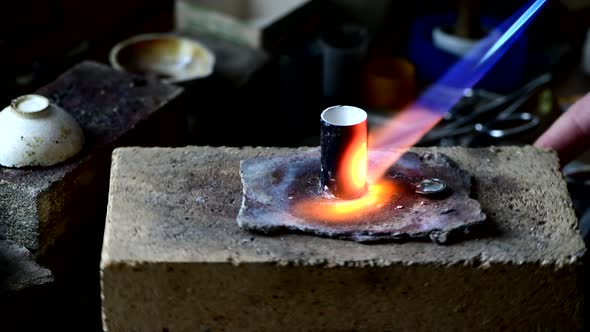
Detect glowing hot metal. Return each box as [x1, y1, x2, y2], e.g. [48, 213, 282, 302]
[320, 105, 368, 199]
[293, 180, 398, 223]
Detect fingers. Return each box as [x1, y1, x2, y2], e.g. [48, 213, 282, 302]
[534, 92, 590, 165]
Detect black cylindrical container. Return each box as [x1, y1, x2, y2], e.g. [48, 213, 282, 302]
[319, 24, 368, 105]
[320, 105, 368, 199]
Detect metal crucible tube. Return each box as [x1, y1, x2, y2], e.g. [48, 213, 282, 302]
[320, 105, 368, 199]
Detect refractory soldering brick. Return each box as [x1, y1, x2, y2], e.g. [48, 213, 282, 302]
[101, 145, 586, 332]
[0, 61, 184, 253]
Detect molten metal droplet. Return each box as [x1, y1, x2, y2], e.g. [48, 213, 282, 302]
[415, 178, 447, 195]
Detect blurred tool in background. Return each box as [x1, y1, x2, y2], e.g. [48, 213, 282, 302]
[417, 73, 558, 147]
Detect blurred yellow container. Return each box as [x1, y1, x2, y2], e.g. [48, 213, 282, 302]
[362, 57, 417, 111]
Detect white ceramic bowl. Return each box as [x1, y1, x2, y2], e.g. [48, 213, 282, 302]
[0, 94, 85, 168]
[432, 26, 480, 57]
[109, 33, 215, 84]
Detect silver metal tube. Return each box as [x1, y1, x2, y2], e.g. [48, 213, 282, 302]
[320, 105, 368, 199]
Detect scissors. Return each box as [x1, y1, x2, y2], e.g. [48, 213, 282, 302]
[418, 73, 552, 147]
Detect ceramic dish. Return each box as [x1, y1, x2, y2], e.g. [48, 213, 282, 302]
[0, 94, 85, 167]
[109, 33, 215, 84]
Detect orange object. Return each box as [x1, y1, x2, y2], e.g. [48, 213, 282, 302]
[362, 57, 417, 110]
[292, 179, 398, 223]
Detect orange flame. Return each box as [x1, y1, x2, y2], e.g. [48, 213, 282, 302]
[338, 132, 367, 197]
[293, 106, 442, 223]
[296, 102, 444, 223]
[292, 180, 398, 223]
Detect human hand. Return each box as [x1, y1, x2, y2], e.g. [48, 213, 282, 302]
[534, 92, 590, 166]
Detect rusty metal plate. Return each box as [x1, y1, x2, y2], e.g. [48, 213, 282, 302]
[237, 148, 486, 244]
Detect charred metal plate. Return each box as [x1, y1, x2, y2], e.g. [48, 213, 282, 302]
[237, 148, 486, 244]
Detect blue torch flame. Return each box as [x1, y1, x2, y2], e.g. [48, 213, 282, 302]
[415, 0, 548, 114]
[367, 0, 548, 182]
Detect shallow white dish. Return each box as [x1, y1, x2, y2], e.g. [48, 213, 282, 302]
[431, 26, 481, 57]
[109, 33, 215, 84]
[0, 94, 85, 168]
